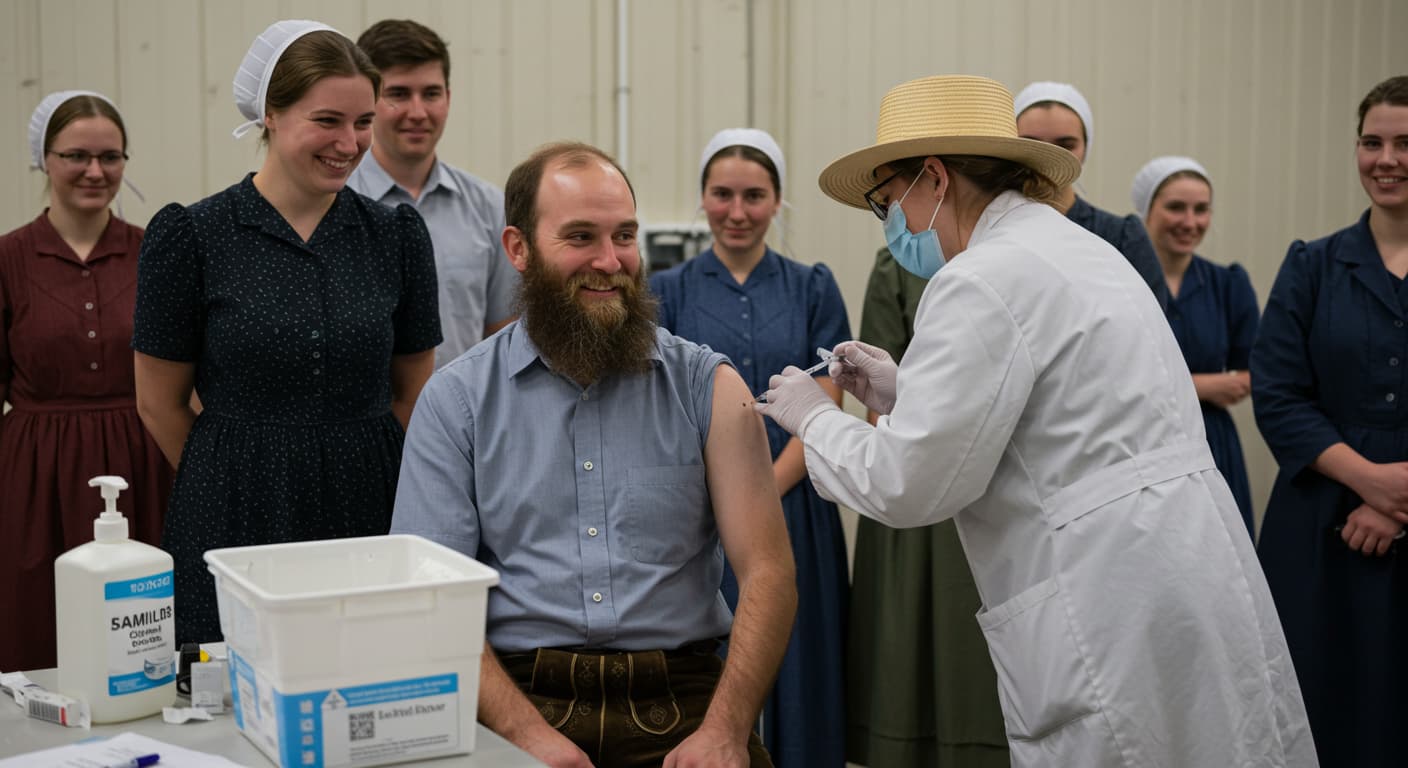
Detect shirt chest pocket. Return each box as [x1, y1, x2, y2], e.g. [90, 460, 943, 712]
[620, 465, 712, 564]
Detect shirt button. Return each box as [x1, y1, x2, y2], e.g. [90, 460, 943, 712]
[739, 296, 748, 302]
[1392, 357, 1401, 366]
[583, 460, 594, 471]
[312, 351, 321, 359]
[87, 330, 96, 339]
[311, 330, 320, 338]
[81, 270, 91, 277]
[1388, 393, 1397, 403]
[312, 368, 321, 375]
[581, 392, 589, 401]
[592, 592, 603, 603]
[1397, 320, 1406, 328]
[742, 358, 752, 366]
[741, 312, 749, 319]
[89, 362, 98, 370]
[587, 527, 598, 537]
[84, 302, 94, 310]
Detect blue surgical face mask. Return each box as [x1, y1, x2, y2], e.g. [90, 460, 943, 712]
[884, 169, 945, 279]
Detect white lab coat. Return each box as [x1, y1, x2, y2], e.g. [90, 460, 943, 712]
[805, 191, 1316, 767]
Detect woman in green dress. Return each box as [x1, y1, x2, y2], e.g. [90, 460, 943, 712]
[845, 247, 1007, 767]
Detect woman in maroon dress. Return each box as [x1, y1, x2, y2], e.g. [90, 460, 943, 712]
[0, 91, 172, 671]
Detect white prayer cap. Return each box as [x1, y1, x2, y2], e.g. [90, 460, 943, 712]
[699, 128, 786, 194]
[1014, 81, 1094, 155]
[232, 19, 337, 139]
[29, 90, 119, 170]
[1131, 156, 1210, 220]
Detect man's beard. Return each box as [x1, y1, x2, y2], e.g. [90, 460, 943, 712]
[518, 247, 659, 385]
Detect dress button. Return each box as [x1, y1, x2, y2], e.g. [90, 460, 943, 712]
[1397, 320, 1406, 328]
[741, 312, 749, 320]
[81, 270, 90, 277]
[84, 302, 94, 310]
[312, 368, 321, 375]
[1388, 393, 1397, 403]
[743, 358, 752, 366]
[592, 592, 603, 603]
[581, 392, 589, 400]
[583, 460, 594, 471]
[588, 527, 598, 537]
[740, 296, 748, 302]
[312, 330, 320, 339]
[312, 351, 321, 359]
[89, 362, 98, 370]
[87, 330, 96, 339]
[1392, 357, 1401, 367]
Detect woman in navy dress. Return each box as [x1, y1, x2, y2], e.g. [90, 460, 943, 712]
[132, 22, 440, 645]
[1251, 75, 1408, 768]
[650, 129, 850, 767]
[1132, 157, 1258, 535]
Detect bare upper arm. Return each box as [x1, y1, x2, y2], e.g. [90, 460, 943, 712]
[704, 365, 791, 577]
[133, 351, 196, 406]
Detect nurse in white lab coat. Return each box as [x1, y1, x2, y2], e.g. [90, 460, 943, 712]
[758, 75, 1316, 768]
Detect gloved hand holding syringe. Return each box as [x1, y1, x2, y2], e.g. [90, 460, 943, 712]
[755, 347, 851, 403]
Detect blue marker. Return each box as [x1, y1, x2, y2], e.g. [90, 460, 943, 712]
[101, 754, 160, 768]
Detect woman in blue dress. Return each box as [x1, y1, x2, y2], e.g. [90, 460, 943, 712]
[132, 21, 441, 645]
[1251, 75, 1408, 768]
[650, 128, 850, 767]
[1132, 156, 1258, 535]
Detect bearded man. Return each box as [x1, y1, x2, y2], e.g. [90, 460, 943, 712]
[391, 142, 796, 768]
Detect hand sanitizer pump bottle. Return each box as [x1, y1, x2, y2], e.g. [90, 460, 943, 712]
[54, 476, 176, 722]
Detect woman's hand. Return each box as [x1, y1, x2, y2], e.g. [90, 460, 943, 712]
[1350, 461, 1408, 523]
[1192, 370, 1251, 409]
[829, 340, 898, 415]
[1340, 503, 1404, 556]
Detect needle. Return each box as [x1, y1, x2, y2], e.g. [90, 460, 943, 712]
[755, 348, 847, 402]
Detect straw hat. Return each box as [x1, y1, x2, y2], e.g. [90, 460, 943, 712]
[819, 75, 1082, 210]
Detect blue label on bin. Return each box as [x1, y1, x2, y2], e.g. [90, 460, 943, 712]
[104, 571, 174, 600]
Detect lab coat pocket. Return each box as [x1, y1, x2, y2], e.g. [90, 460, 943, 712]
[623, 465, 711, 564]
[976, 577, 1100, 742]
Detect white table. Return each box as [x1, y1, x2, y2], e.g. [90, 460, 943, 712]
[0, 670, 545, 767]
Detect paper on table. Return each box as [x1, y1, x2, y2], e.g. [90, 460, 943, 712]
[0, 730, 247, 768]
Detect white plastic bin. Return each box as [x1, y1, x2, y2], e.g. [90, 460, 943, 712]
[205, 535, 499, 768]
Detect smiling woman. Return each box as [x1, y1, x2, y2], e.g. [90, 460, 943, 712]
[0, 90, 173, 672]
[130, 20, 442, 647]
[649, 128, 851, 767]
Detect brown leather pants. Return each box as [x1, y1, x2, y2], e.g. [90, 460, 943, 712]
[499, 641, 773, 768]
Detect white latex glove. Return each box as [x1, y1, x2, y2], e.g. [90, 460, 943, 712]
[829, 340, 898, 415]
[755, 366, 840, 438]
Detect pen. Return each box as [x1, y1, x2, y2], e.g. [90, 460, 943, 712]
[101, 754, 160, 768]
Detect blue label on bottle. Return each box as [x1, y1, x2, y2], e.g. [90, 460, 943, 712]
[104, 571, 174, 600]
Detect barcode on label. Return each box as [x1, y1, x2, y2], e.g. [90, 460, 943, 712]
[349, 710, 375, 741]
[27, 699, 61, 725]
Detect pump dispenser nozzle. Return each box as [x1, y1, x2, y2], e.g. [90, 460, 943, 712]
[88, 475, 130, 541]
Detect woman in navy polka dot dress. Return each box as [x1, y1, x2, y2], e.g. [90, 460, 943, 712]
[132, 23, 441, 645]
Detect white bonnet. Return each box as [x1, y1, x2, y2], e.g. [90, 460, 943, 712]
[1013, 81, 1094, 155]
[29, 90, 120, 170]
[699, 128, 786, 194]
[1131, 156, 1210, 220]
[232, 19, 337, 138]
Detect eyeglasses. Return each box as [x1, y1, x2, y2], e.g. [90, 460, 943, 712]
[47, 150, 128, 169]
[863, 167, 908, 221]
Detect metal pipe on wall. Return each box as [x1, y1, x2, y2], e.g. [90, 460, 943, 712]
[616, 0, 630, 170]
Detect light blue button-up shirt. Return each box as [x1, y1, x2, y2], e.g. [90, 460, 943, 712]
[347, 153, 519, 366]
[391, 322, 734, 652]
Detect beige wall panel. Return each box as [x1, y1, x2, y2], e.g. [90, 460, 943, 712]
[281, 0, 364, 36]
[2, 0, 44, 230]
[116, 1, 203, 224]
